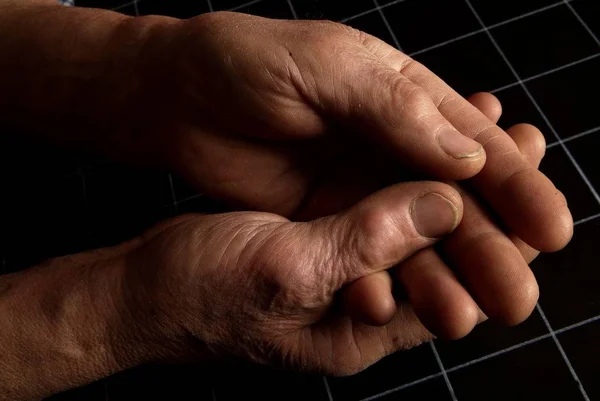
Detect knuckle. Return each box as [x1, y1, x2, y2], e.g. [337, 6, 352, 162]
[352, 206, 409, 269]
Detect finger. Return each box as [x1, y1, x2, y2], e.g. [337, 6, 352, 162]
[506, 123, 546, 169]
[342, 92, 501, 328]
[404, 62, 571, 251]
[307, 303, 433, 376]
[399, 124, 545, 332]
[342, 270, 396, 326]
[301, 26, 486, 181]
[443, 182, 540, 326]
[396, 248, 481, 339]
[361, 34, 572, 251]
[466, 92, 502, 123]
[303, 181, 463, 285]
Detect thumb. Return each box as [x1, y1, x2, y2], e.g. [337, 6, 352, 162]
[302, 181, 463, 286]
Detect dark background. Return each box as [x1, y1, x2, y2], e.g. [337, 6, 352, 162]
[1, 0, 599, 400]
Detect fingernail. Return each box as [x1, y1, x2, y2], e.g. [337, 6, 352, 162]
[438, 126, 483, 159]
[411, 193, 459, 238]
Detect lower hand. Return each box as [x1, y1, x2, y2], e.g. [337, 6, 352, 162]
[122, 180, 464, 375]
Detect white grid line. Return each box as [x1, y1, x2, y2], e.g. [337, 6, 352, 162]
[360, 372, 444, 401]
[339, 0, 408, 24]
[445, 333, 553, 373]
[206, 0, 214, 12]
[409, 0, 565, 57]
[430, 342, 458, 401]
[362, 312, 600, 400]
[211, 386, 218, 401]
[574, 212, 600, 226]
[372, 0, 402, 51]
[564, 0, 600, 48]
[555, 314, 600, 335]
[132, 0, 139, 16]
[490, 53, 600, 94]
[229, 0, 264, 12]
[463, 0, 600, 209]
[536, 304, 591, 401]
[322, 376, 334, 401]
[546, 125, 600, 149]
[286, 0, 298, 20]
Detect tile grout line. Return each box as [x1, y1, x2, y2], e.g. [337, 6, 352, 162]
[322, 376, 334, 401]
[132, 0, 139, 16]
[286, 0, 298, 20]
[372, 0, 403, 52]
[360, 373, 444, 401]
[430, 342, 458, 401]
[462, 0, 600, 208]
[206, 0, 214, 12]
[574, 212, 600, 226]
[536, 304, 591, 401]
[564, 0, 600, 48]
[490, 53, 600, 94]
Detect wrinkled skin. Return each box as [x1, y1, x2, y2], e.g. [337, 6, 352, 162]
[128, 12, 572, 338]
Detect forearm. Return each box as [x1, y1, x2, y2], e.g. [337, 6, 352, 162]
[0, 1, 175, 158]
[0, 249, 156, 401]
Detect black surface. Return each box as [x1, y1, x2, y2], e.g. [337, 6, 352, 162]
[382, 0, 480, 54]
[1, 0, 599, 400]
[469, 0, 559, 25]
[449, 338, 585, 401]
[527, 55, 600, 139]
[327, 344, 439, 401]
[533, 218, 600, 330]
[493, 85, 553, 144]
[492, 4, 598, 78]
[291, 0, 374, 21]
[344, 10, 395, 47]
[572, 0, 600, 38]
[413, 32, 514, 96]
[376, 377, 452, 401]
[539, 145, 600, 222]
[560, 319, 600, 401]
[568, 131, 600, 192]
[434, 309, 548, 369]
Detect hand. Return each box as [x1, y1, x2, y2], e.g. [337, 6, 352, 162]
[136, 12, 570, 253]
[123, 181, 464, 375]
[346, 93, 549, 339]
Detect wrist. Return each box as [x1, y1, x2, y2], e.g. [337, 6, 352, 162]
[0, 250, 161, 400]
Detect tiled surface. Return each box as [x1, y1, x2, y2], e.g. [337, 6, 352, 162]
[0, 0, 597, 400]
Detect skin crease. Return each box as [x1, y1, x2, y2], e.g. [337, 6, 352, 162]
[338, 94, 547, 340]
